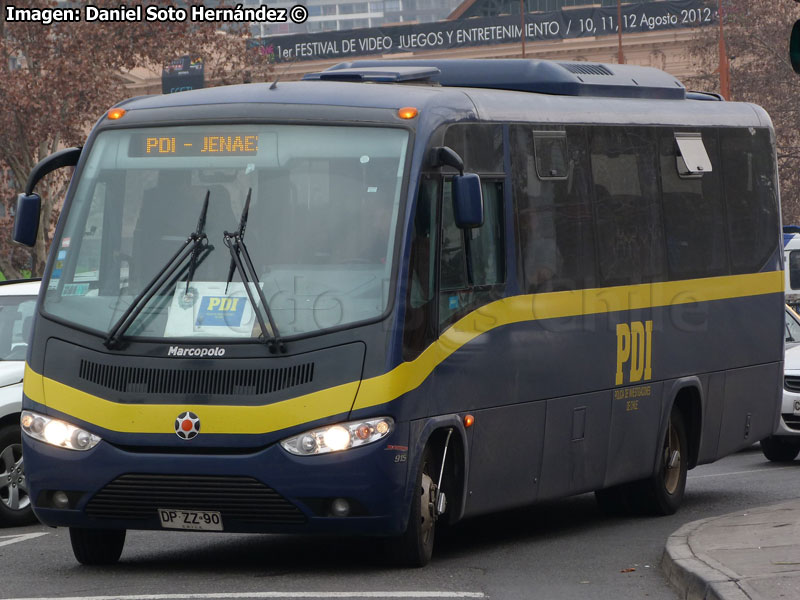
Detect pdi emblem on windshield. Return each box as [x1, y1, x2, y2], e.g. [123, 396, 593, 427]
[175, 411, 200, 440]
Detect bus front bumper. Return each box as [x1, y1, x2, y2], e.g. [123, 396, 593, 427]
[22, 426, 411, 536]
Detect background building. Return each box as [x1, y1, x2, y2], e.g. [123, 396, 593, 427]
[248, 0, 463, 37]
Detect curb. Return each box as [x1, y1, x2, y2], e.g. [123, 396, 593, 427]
[661, 517, 750, 600]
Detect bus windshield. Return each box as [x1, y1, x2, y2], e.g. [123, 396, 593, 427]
[42, 124, 409, 340]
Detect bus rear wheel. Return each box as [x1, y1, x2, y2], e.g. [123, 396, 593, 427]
[69, 527, 126, 565]
[629, 408, 688, 516]
[392, 446, 436, 567]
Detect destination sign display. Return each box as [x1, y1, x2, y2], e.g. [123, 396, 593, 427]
[129, 133, 259, 157]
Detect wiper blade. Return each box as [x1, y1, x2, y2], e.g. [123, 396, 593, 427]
[223, 188, 284, 353]
[186, 191, 210, 295]
[104, 191, 212, 349]
[224, 188, 249, 294]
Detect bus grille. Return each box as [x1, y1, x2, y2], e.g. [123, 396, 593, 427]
[79, 360, 314, 396]
[784, 376, 800, 393]
[86, 474, 307, 523]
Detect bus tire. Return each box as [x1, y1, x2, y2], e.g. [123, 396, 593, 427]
[69, 527, 126, 565]
[760, 436, 800, 462]
[630, 408, 688, 516]
[392, 446, 436, 567]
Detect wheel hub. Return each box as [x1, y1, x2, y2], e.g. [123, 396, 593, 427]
[1, 443, 29, 511]
[663, 424, 681, 495]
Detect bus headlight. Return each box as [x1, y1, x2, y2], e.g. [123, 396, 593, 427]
[280, 417, 394, 456]
[21, 410, 101, 451]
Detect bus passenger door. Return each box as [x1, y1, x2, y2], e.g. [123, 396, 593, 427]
[435, 176, 544, 516]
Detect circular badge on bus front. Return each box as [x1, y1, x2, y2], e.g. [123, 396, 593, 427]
[175, 411, 200, 440]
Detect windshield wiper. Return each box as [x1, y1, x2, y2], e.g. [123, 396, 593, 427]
[104, 191, 212, 349]
[223, 188, 284, 353]
[186, 191, 210, 295]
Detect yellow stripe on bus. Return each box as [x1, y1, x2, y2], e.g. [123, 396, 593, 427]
[353, 270, 784, 410]
[23, 364, 360, 435]
[23, 270, 783, 434]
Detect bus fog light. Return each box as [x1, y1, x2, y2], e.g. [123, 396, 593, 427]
[280, 417, 395, 456]
[330, 498, 350, 517]
[21, 410, 101, 451]
[52, 491, 70, 509]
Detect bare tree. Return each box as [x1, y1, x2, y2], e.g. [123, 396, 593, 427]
[688, 0, 800, 223]
[0, 0, 273, 278]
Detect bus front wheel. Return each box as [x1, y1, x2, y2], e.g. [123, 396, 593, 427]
[69, 527, 126, 565]
[630, 408, 688, 516]
[392, 446, 436, 567]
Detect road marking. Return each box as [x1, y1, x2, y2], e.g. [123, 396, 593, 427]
[0, 593, 485, 600]
[689, 465, 796, 480]
[0, 532, 49, 548]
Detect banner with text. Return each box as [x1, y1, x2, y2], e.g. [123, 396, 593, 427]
[254, 0, 715, 64]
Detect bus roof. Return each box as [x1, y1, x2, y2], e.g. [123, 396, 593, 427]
[115, 59, 770, 131]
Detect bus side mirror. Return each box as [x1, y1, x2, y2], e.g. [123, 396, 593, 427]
[12, 146, 82, 248]
[453, 173, 483, 229]
[13, 193, 41, 247]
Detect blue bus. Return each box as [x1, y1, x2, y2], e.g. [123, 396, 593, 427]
[14, 59, 783, 566]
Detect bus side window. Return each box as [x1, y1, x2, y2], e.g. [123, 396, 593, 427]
[403, 178, 439, 360]
[720, 128, 780, 274]
[590, 127, 666, 286]
[659, 129, 728, 279]
[512, 125, 596, 293]
[438, 179, 505, 331]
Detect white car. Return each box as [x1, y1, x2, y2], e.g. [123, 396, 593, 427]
[761, 305, 800, 462]
[0, 279, 40, 526]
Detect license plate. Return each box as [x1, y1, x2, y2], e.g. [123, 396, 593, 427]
[158, 509, 223, 531]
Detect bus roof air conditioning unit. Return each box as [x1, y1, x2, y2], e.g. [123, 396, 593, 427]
[310, 59, 687, 100]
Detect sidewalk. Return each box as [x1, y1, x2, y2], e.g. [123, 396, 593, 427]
[662, 499, 800, 600]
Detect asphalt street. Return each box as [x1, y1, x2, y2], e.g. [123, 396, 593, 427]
[0, 445, 797, 600]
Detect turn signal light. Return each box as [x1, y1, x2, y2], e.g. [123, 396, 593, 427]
[464, 414, 475, 428]
[107, 108, 126, 120]
[398, 107, 418, 119]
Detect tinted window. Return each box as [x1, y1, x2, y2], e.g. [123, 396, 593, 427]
[443, 124, 504, 173]
[660, 129, 728, 279]
[468, 181, 504, 287]
[512, 125, 596, 292]
[403, 178, 439, 360]
[440, 184, 468, 292]
[439, 180, 505, 330]
[720, 128, 779, 274]
[590, 127, 666, 286]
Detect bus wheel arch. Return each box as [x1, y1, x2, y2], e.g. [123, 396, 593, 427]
[424, 426, 467, 527]
[391, 419, 468, 566]
[671, 383, 703, 470]
[629, 383, 701, 516]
